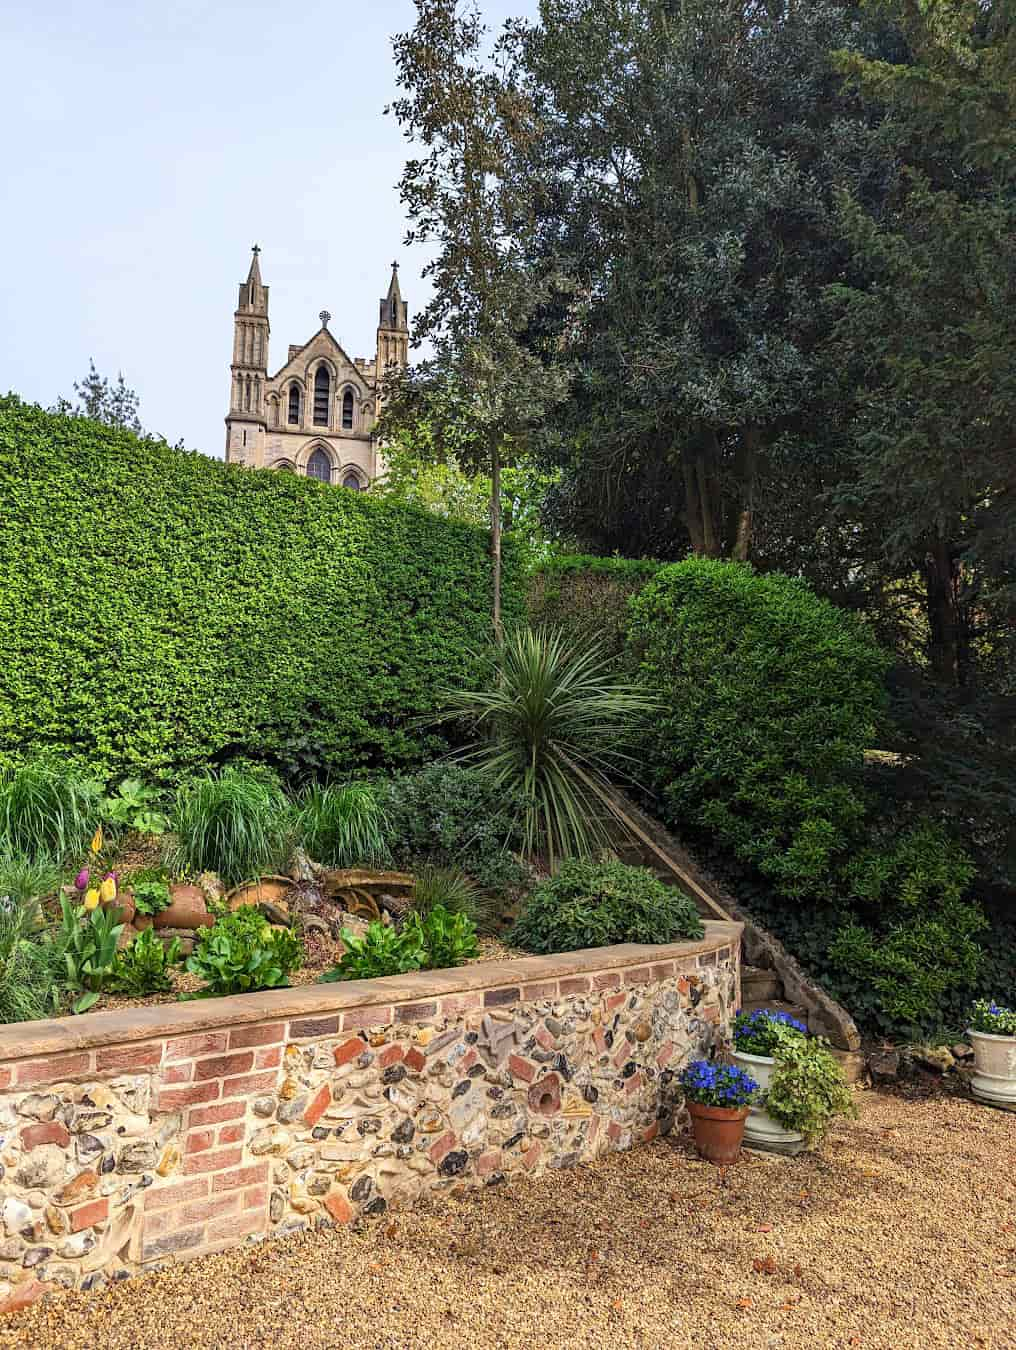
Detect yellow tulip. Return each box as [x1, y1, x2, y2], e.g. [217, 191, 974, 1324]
[99, 876, 117, 904]
[84, 888, 101, 911]
[90, 826, 103, 854]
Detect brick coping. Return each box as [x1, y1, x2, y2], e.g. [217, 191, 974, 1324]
[0, 922, 741, 1064]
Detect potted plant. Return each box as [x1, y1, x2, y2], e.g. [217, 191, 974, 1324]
[967, 1000, 1016, 1111]
[732, 1009, 856, 1154]
[678, 1058, 759, 1165]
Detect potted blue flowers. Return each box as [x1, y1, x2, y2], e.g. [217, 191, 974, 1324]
[732, 1009, 855, 1154]
[967, 1000, 1016, 1111]
[678, 1059, 759, 1164]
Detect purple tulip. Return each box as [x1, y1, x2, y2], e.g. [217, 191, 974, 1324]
[75, 868, 90, 891]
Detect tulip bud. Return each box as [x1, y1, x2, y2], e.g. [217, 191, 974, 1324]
[84, 888, 101, 911]
[74, 868, 90, 891]
[90, 826, 103, 854]
[99, 875, 117, 904]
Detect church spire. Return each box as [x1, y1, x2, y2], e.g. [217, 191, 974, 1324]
[379, 260, 408, 334]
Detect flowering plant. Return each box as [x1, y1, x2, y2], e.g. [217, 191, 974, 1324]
[733, 1008, 807, 1056]
[968, 999, 1016, 1037]
[679, 1059, 759, 1109]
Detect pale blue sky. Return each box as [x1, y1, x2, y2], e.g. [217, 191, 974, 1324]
[0, 0, 537, 454]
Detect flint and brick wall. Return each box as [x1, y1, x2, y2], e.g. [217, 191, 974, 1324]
[0, 923, 741, 1315]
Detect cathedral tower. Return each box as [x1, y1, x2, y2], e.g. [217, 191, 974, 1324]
[225, 246, 269, 463]
[376, 261, 410, 374]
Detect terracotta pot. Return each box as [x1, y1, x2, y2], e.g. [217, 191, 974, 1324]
[154, 884, 213, 931]
[101, 890, 135, 927]
[686, 1101, 750, 1165]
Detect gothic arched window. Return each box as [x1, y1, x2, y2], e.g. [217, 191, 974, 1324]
[342, 471, 363, 491]
[342, 389, 354, 430]
[307, 448, 331, 482]
[288, 385, 300, 425]
[313, 367, 330, 425]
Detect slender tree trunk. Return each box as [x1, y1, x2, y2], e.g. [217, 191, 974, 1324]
[732, 425, 759, 562]
[490, 440, 502, 643]
[681, 447, 705, 554]
[924, 534, 961, 686]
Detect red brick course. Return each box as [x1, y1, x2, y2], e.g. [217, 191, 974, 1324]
[183, 1146, 244, 1176]
[95, 1043, 162, 1073]
[16, 1052, 91, 1086]
[228, 1022, 285, 1049]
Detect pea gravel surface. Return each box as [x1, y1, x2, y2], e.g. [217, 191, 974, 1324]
[5, 1092, 1014, 1350]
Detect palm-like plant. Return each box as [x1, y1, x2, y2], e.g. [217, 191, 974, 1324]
[436, 626, 658, 867]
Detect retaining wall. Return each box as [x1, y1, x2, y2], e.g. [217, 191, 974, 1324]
[0, 923, 740, 1314]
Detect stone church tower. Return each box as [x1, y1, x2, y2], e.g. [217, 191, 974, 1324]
[224, 246, 409, 486]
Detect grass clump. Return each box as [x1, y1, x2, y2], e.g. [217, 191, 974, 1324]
[168, 768, 290, 886]
[0, 758, 100, 860]
[410, 864, 501, 937]
[292, 782, 387, 867]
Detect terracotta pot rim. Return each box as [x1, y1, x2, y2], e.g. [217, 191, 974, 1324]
[686, 1101, 751, 1122]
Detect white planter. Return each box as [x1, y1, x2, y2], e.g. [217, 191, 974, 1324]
[732, 1050, 806, 1156]
[967, 1029, 1016, 1111]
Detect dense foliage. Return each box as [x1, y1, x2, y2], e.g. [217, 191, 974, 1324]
[511, 858, 703, 954]
[185, 906, 303, 996]
[110, 927, 181, 995]
[320, 905, 480, 982]
[763, 1032, 858, 1146]
[630, 559, 890, 900]
[528, 557, 661, 662]
[0, 397, 521, 783]
[378, 762, 530, 893]
[169, 768, 291, 887]
[292, 783, 387, 868]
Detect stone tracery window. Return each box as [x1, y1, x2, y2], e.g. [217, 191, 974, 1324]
[342, 388, 354, 430]
[307, 448, 331, 482]
[288, 384, 300, 425]
[342, 471, 363, 490]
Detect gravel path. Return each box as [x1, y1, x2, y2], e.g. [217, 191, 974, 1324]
[6, 1091, 1014, 1350]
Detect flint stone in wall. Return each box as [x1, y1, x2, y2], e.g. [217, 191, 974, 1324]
[15, 1146, 66, 1189]
[16, 1094, 59, 1122]
[117, 1141, 158, 1174]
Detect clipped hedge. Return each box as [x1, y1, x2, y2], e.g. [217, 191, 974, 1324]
[528, 554, 662, 659]
[629, 559, 892, 902]
[0, 397, 521, 782]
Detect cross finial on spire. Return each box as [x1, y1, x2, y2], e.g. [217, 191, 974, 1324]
[391, 259, 399, 271]
[252, 243, 260, 256]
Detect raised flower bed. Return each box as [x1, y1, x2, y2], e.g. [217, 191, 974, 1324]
[0, 921, 740, 1314]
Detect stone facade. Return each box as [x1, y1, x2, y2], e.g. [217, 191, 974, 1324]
[0, 926, 740, 1316]
[224, 246, 409, 487]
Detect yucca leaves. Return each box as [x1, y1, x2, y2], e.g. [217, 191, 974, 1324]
[436, 626, 658, 867]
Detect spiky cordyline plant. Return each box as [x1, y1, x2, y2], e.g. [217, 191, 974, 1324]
[435, 626, 658, 867]
[167, 768, 291, 887]
[0, 758, 100, 861]
[292, 782, 388, 868]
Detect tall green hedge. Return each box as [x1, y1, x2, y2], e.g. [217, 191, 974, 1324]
[629, 559, 892, 901]
[528, 554, 662, 660]
[0, 397, 520, 782]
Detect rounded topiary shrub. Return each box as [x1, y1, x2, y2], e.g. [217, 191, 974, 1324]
[510, 858, 704, 953]
[628, 559, 891, 901]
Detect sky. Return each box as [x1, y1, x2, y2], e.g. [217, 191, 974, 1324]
[0, 0, 538, 456]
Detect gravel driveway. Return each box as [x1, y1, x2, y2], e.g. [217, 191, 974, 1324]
[5, 1091, 1013, 1350]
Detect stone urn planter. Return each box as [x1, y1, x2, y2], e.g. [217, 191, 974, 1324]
[967, 1030, 1016, 1111]
[731, 1050, 806, 1156]
[686, 1102, 750, 1165]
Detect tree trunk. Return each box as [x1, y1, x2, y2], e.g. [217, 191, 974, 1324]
[490, 440, 503, 643]
[731, 425, 759, 562]
[681, 448, 705, 554]
[924, 534, 962, 686]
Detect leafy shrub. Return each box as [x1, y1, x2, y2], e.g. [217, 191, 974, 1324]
[679, 1060, 759, 1108]
[968, 999, 1016, 1036]
[732, 1008, 808, 1057]
[185, 905, 304, 996]
[629, 559, 891, 900]
[168, 768, 291, 886]
[58, 895, 125, 1013]
[528, 556, 662, 663]
[292, 782, 387, 867]
[101, 778, 170, 836]
[763, 1035, 857, 1147]
[130, 877, 172, 918]
[111, 928, 181, 995]
[378, 762, 531, 893]
[0, 396, 521, 783]
[411, 904, 480, 970]
[320, 905, 480, 982]
[319, 920, 425, 982]
[511, 858, 704, 954]
[0, 757, 100, 860]
[437, 626, 658, 864]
